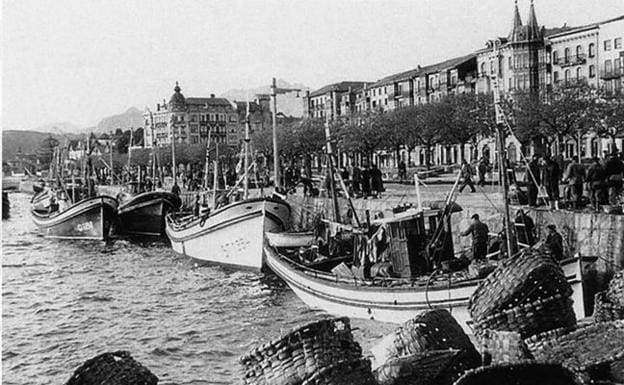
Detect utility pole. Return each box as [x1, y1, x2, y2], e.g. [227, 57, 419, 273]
[270, 77, 301, 192]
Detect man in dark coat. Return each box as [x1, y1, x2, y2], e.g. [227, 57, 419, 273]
[361, 165, 371, 198]
[586, 157, 607, 211]
[544, 224, 564, 262]
[542, 155, 560, 209]
[460, 214, 490, 261]
[526, 155, 541, 207]
[398, 160, 407, 182]
[459, 159, 476, 193]
[604, 152, 624, 205]
[563, 156, 586, 209]
[370, 164, 383, 198]
[351, 164, 362, 195]
[477, 158, 488, 187]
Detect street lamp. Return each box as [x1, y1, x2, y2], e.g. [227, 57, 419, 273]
[270, 77, 301, 191]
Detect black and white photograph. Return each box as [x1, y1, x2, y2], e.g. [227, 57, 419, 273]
[2, 0, 624, 384]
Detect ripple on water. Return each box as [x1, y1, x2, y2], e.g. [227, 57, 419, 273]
[2, 192, 392, 384]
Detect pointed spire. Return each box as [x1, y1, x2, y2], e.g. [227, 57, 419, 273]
[509, 0, 523, 41]
[174, 81, 181, 93]
[526, 0, 541, 40]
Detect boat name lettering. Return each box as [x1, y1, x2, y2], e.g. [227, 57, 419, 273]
[76, 221, 94, 232]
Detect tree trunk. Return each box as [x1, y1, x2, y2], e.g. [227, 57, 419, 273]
[424, 146, 431, 170]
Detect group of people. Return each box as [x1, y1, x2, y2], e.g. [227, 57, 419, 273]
[460, 211, 564, 262]
[458, 158, 493, 193]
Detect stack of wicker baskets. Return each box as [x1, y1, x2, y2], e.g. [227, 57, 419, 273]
[468, 249, 576, 339]
[239, 317, 375, 385]
[593, 270, 624, 323]
[64, 351, 158, 385]
[371, 309, 481, 385]
[452, 360, 581, 385]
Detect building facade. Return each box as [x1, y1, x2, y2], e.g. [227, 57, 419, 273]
[144, 83, 241, 148]
[302, 81, 368, 120]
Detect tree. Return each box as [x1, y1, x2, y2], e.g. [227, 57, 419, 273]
[413, 103, 447, 169]
[37, 135, 60, 167]
[337, 111, 387, 164]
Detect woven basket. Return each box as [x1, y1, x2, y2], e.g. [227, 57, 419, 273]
[532, 321, 624, 380]
[64, 351, 158, 385]
[524, 326, 576, 356]
[594, 291, 624, 323]
[473, 294, 577, 339]
[374, 350, 462, 385]
[606, 270, 624, 308]
[453, 360, 581, 385]
[477, 330, 532, 365]
[300, 359, 376, 385]
[469, 249, 572, 324]
[240, 317, 362, 385]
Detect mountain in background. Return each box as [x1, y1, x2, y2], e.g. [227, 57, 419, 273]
[91, 106, 144, 135]
[222, 79, 309, 117]
[2, 130, 83, 162]
[31, 122, 82, 135]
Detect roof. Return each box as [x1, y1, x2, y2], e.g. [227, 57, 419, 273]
[547, 15, 624, 39]
[372, 53, 477, 86]
[309, 81, 369, 97]
[186, 97, 232, 107]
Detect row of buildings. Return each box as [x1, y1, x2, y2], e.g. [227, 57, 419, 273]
[303, 1, 624, 167]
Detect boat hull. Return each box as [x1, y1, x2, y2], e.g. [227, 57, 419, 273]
[166, 197, 291, 270]
[118, 192, 182, 237]
[31, 196, 118, 240]
[265, 245, 478, 331]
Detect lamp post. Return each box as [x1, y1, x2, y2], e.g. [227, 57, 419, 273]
[270, 77, 300, 191]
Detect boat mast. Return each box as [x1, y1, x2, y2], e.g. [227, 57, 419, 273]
[109, 131, 114, 186]
[243, 99, 251, 200]
[203, 128, 212, 191]
[213, 139, 219, 209]
[127, 128, 133, 186]
[170, 118, 177, 185]
[491, 43, 515, 257]
[324, 116, 340, 222]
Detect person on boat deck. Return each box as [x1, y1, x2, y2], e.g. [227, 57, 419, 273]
[459, 159, 476, 193]
[48, 194, 59, 213]
[526, 155, 541, 207]
[514, 209, 535, 247]
[193, 193, 201, 217]
[544, 224, 564, 262]
[586, 157, 607, 212]
[171, 182, 181, 196]
[460, 214, 489, 261]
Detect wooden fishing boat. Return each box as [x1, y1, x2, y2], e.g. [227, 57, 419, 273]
[118, 191, 181, 237]
[166, 197, 290, 270]
[2, 191, 10, 219]
[31, 195, 118, 240]
[266, 230, 316, 248]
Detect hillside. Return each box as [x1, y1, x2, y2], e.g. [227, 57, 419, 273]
[2, 130, 83, 162]
[32, 122, 82, 135]
[92, 107, 144, 134]
[222, 79, 309, 117]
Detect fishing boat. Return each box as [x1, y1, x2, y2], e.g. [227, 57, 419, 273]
[118, 191, 181, 237]
[2, 191, 10, 219]
[31, 195, 118, 240]
[165, 99, 291, 270]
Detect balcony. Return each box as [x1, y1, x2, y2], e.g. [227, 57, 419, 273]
[600, 68, 623, 80]
[554, 54, 587, 67]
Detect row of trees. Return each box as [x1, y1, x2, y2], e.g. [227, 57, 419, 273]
[252, 84, 624, 170]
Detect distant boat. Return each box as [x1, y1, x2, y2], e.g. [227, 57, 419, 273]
[31, 195, 118, 240]
[2, 191, 10, 219]
[166, 197, 290, 270]
[265, 230, 315, 248]
[118, 191, 181, 237]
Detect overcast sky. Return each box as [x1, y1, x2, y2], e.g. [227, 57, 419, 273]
[2, 0, 623, 130]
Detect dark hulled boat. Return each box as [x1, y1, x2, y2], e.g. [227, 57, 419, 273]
[31, 195, 118, 240]
[118, 191, 182, 237]
[2, 191, 10, 219]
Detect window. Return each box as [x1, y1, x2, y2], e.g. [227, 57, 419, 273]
[508, 56, 512, 69]
[490, 60, 495, 74]
[553, 50, 559, 64]
[564, 69, 570, 83]
[589, 65, 596, 78]
[576, 67, 582, 79]
[576, 45, 582, 58]
[616, 58, 622, 71]
[605, 59, 612, 73]
[553, 71, 559, 83]
[605, 40, 612, 51]
[616, 38, 623, 49]
[589, 43, 595, 57]
[508, 78, 512, 89]
[564, 48, 570, 63]
[480, 62, 486, 75]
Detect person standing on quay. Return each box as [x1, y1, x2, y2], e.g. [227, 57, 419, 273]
[361, 164, 371, 199]
[459, 159, 476, 193]
[370, 164, 383, 198]
[563, 155, 585, 209]
[604, 152, 624, 205]
[398, 160, 407, 183]
[526, 155, 541, 207]
[460, 214, 489, 261]
[586, 157, 606, 212]
[477, 157, 488, 187]
[542, 155, 560, 209]
[352, 163, 362, 196]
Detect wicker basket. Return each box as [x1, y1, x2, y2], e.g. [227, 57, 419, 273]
[477, 330, 532, 365]
[472, 294, 577, 339]
[594, 291, 624, 323]
[453, 360, 581, 385]
[240, 317, 362, 385]
[64, 351, 158, 385]
[374, 350, 462, 385]
[523, 326, 576, 356]
[606, 270, 624, 308]
[300, 359, 376, 385]
[532, 321, 624, 381]
[469, 250, 572, 324]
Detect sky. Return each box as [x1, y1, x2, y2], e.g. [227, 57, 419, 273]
[2, 0, 624, 130]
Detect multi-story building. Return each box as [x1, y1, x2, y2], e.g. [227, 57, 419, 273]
[303, 81, 368, 120]
[599, 16, 624, 95]
[548, 22, 599, 89]
[144, 83, 240, 148]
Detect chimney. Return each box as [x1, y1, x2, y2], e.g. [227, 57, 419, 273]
[210, 94, 215, 98]
[157, 104, 160, 112]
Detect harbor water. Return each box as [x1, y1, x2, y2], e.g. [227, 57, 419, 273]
[2, 192, 394, 385]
